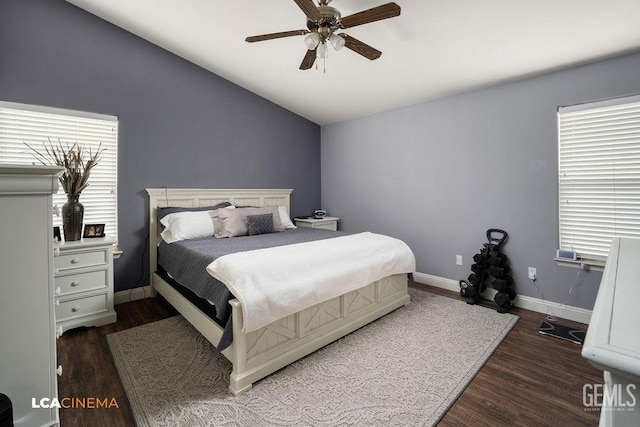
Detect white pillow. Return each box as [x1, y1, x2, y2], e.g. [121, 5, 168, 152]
[278, 206, 297, 229]
[160, 211, 214, 244]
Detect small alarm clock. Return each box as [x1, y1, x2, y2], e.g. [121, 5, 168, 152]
[314, 209, 327, 219]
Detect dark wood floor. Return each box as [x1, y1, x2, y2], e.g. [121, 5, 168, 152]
[57, 283, 602, 426]
[417, 283, 601, 427]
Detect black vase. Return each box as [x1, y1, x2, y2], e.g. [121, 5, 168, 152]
[62, 194, 84, 241]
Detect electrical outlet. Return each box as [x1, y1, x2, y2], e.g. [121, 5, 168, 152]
[528, 267, 537, 281]
[456, 255, 463, 265]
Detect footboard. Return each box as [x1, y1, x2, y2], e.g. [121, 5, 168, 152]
[227, 273, 410, 395]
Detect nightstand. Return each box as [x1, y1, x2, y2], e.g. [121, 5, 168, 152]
[295, 216, 339, 231]
[53, 237, 117, 334]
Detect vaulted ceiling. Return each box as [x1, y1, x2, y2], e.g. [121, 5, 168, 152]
[66, 0, 640, 125]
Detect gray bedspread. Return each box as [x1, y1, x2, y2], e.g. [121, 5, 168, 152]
[158, 227, 352, 350]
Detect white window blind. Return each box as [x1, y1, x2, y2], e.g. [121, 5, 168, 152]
[558, 95, 640, 261]
[0, 101, 118, 241]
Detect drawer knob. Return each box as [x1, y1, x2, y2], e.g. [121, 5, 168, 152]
[56, 326, 63, 339]
[56, 365, 63, 376]
[55, 287, 61, 296]
[71, 258, 80, 264]
[71, 306, 80, 313]
[71, 281, 80, 287]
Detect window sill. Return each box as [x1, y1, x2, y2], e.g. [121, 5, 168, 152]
[554, 257, 605, 272]
[113, 245, 123, 259]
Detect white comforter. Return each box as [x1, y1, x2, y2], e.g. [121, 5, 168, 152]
[205, 232, 416, 333]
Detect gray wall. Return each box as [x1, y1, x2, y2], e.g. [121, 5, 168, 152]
[322, 51, 640, 310]
[0, 0, 321, 291]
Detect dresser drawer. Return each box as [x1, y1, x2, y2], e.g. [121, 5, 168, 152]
[295, 217, 338, 231]
[55, 270, 108, 296]
[54, 249, 107, 272]
[312, 222, 337, 231]
[56, 294, 108, 322]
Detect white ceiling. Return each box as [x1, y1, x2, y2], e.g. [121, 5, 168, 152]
[66, 0, 640, 125]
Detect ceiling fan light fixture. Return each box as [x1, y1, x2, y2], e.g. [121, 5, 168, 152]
[245, 1, 402, 70]
[329, 33, 345, 51]
[304, 32, 321, 50]
[316, 42, 328, 58]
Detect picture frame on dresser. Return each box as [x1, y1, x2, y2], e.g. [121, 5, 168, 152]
[83, 223, 105, 238]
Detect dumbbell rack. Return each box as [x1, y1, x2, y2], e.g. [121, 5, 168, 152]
[460, 229, 516, 313]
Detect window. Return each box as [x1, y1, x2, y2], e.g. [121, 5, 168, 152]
[0, 101, 118, 241]
[558, 95, 640, 263]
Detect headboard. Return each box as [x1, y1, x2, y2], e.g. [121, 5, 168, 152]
[145, 188, 293, 275]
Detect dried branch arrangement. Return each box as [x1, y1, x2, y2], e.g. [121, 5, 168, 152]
[26, 138, 105, 194]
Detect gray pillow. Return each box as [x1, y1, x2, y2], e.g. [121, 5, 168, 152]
[157, 201, 231, 221]
[247, 213, 275, 236]
[211, 206, 284, 238]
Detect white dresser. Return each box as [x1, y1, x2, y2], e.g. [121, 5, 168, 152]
[582, 237, 640, 427]
[54, 237, 117, 333]
[0, 165, 63, 427]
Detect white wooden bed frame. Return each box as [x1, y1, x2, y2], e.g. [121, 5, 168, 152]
[146, 188, 410, 395]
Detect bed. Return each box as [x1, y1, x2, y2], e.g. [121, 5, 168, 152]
[146, 188, 413, 395]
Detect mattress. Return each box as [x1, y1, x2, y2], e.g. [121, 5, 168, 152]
[157, 227, 351, 350]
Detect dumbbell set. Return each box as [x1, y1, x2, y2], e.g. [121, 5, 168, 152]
[459, 229, 516, 313]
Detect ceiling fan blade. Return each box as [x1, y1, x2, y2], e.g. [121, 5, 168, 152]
[246, 29, 307, 43]
[340, 34, 382, 60]
[300, 48, 317, 70]
[293, 0, 321, 21]
[340, 2, 401, 29]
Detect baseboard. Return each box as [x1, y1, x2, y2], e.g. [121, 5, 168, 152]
[412, 272, 592, 325]
[114, 285, 156, 305]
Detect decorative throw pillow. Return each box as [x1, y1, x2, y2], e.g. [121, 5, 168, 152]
[247, 213, 275, 236]
[211, 206, 284, 238]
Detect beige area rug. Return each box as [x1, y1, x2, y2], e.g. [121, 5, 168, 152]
[108, 289, 518, 426]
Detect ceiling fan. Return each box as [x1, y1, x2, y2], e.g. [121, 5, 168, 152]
[245, 0, 401, 71]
